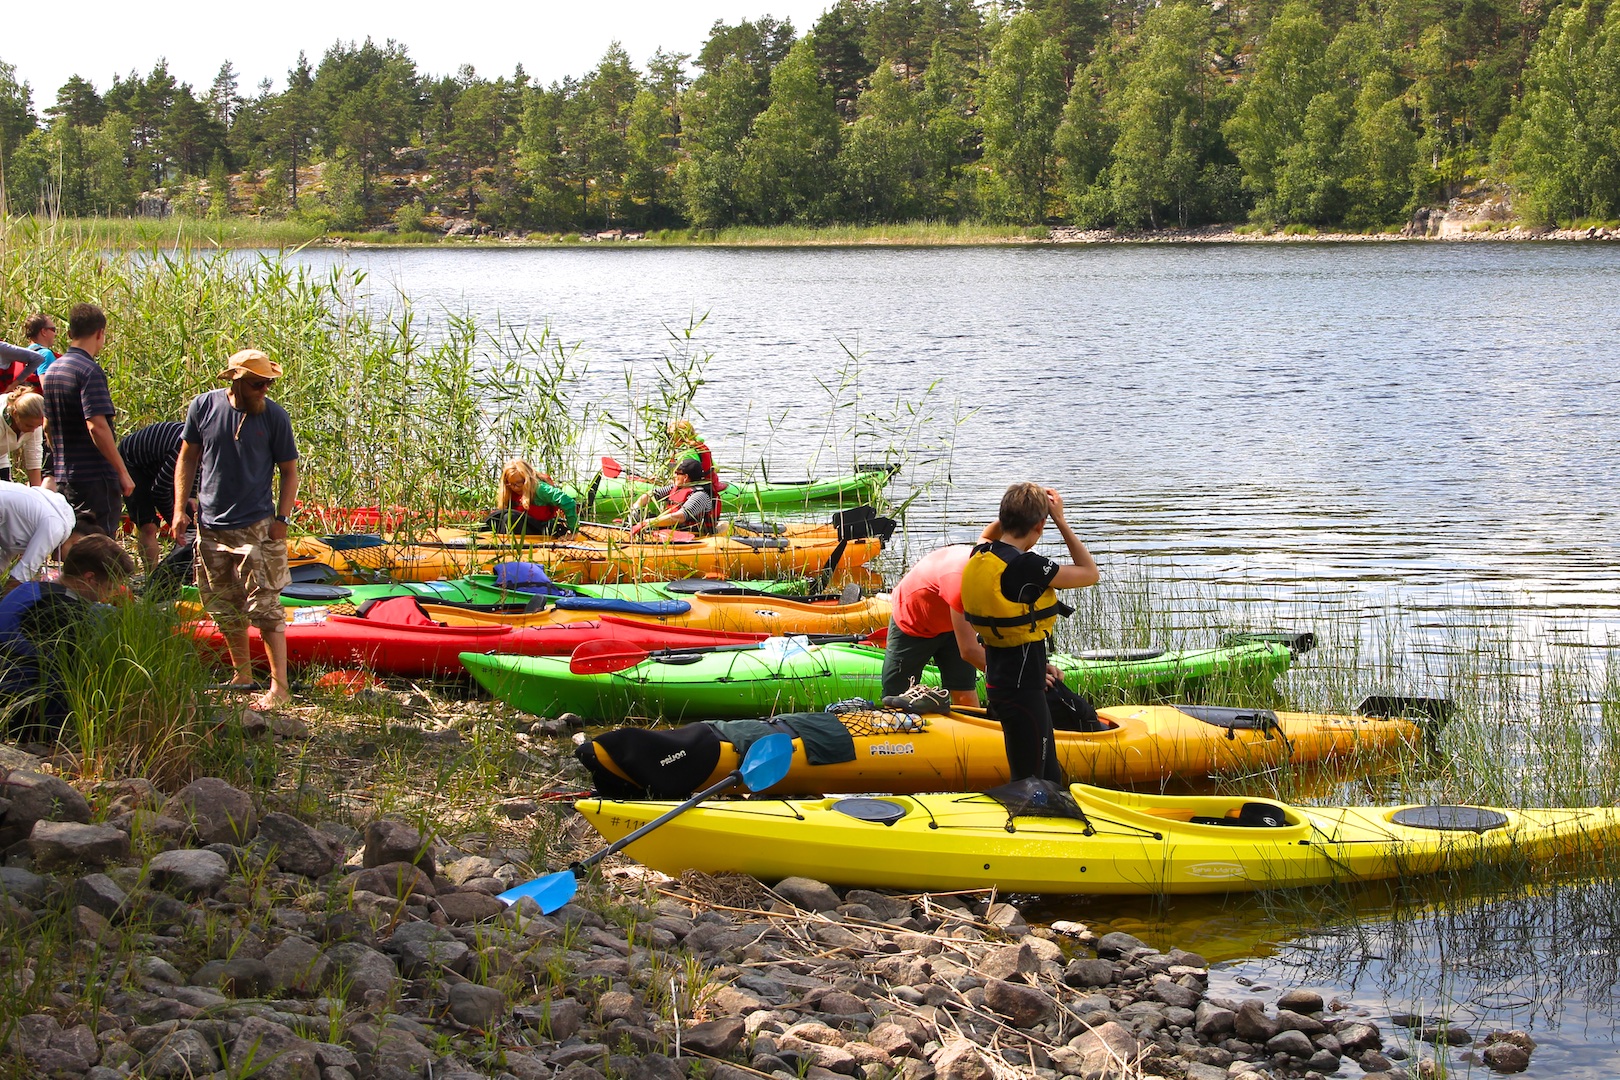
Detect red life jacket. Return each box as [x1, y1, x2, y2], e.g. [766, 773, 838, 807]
[673, 442, 727, 494]
[0, 357, 38, 393]
[522, 502, 560, 523]
[664, 481, 721, 533]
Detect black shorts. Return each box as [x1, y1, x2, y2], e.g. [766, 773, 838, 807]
[60, 479, 124, 537]
[125, 474, 174, 528]
[881, 619, 980, 696]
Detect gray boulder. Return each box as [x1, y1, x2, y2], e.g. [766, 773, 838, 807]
[226, 1016, 320, 1080]
[324, 942, 400, 1002]
[1, 770, 90, 833]
[143, 1028, 221, 1077]
[72, 873, 128, 920]
[362, 818, 436, 875]
[772, 875, 842, 911]
[161, 777, 258, 844]
[190, 957, 272, 997]
[29, 820, 129, 869]
[448, 982, 505, 1028]
[983, 978, 1053, 1027]
[263, 936, 330, 995]
[148, 848, 229, 897]
[255, 812, 343, 878]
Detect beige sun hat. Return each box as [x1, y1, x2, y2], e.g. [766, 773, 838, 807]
[216, 348, 283, 381]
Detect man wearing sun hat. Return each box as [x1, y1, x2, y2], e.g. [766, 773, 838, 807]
[171, 349, 299, 710]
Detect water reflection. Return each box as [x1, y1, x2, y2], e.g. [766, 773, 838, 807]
[1028, 863, 1620, 1076]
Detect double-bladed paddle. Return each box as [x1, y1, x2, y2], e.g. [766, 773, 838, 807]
[600, 456, 654, 483]
[497, 732, 796, 913]
[568, 629, 884, 674]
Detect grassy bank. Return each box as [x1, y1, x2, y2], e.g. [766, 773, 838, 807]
[19, 213, 1620, 251]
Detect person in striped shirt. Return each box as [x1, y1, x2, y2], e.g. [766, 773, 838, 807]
[118, 421, 195, 568]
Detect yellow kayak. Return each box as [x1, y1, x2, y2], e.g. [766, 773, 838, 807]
[576, 783, 1620, 895]
[581, 700, 1435, 796]
[287, 511, 893, 584]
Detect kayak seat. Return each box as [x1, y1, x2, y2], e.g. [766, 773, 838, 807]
[665, 578, 746, 594]
[651, 654, 707, 666]
[1190, 803, 1290, 828]
[832, 798, 908, 826]
[1176, 705, 1281, 731]
[1390, 806, 1510, 832]
[321, 533, 386, 551]
[493, 561, 579, 596]
[1076, 648, 1165, 662]
[282, 583, 353, 602]
[551, 597, 691, 617]
[733, 537, 792, 550]
[731, 520, 787, 536]
[288, 563, 339, 584]
[357, 596, 442, 627]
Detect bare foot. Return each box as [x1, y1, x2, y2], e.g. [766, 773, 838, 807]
[252, 689, 292, 711]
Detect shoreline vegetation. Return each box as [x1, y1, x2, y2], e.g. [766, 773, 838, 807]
[16, 213, 1620, 250]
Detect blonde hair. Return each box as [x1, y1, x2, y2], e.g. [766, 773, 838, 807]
[998, 482, 1051, 536]
[5, 385, 43, 423]
[497, 459, 540, 510]
[669, 418, 698, 444]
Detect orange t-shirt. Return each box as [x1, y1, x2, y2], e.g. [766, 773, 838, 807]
[890, 545, 973, 638]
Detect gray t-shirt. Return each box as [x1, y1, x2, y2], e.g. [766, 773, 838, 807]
[181, 388, 298, 529]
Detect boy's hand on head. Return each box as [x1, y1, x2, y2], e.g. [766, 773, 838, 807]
[1045, 488, 1066, 521]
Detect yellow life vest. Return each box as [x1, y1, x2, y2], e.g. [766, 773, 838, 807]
[960, 540, 1069, 645]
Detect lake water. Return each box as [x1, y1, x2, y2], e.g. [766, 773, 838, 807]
[292, 242, 1620, 1076]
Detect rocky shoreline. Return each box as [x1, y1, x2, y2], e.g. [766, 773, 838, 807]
[0, 737, 1550, 1080]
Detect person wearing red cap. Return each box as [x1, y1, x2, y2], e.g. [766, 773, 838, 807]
[171, 349, 300, 709]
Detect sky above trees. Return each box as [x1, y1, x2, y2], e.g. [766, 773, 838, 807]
[8, 0, 832, 100]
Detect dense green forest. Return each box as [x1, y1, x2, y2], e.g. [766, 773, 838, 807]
[0, 0, 1616, 233]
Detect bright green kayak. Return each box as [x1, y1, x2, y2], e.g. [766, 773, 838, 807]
[177, 573, 809, 611]
[460, 639, 1296, 721]
[571, 467, 895, 519]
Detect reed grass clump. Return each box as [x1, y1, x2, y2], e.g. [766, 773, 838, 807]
[0, 595, 252, 789]
[0, 220, 591, 520]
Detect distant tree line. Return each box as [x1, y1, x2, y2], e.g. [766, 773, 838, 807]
[1, 0, 1617, 231]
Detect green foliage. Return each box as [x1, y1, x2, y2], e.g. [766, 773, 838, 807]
[1505, 0, 1620, 224]
[1104, 3, 1222, 228]
[979, 12, 1068, 222]
[840, 62, 933, 222]
[0, 0, 1588, 232]
[738, 38, 843, 224]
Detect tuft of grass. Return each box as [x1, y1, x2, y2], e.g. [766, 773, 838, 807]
[18, 213, 327, 249]
[0, 221, 592, 517]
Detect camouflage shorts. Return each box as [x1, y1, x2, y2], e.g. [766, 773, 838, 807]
[197, 520, 289, 634]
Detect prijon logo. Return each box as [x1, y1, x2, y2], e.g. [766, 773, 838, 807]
[869, 743, 915, 756]
[659, 750, 687, 767]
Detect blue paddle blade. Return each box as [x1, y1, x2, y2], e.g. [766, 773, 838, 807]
[497, 869, 578, 913]
[740, 732, 796, 792]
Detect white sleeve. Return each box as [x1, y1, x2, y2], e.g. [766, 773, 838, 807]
[13, 502, 70, 582]
[19, 427, 41, 472]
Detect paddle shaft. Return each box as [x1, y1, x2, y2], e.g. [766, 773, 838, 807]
[573, 768, 747, 873]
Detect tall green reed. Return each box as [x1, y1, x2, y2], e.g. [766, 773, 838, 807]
[0, 221, 590, 519]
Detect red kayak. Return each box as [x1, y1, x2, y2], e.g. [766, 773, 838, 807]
[185, 612, 771, 678]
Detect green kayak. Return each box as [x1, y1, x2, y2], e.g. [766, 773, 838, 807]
[570, 466, 895, 519]
[460, 639, 1296, 721]
[177, 573, 809, 611]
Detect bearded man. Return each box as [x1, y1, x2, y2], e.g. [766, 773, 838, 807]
[171, 349, 300, 709]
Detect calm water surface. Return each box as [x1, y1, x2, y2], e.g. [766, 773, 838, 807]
[293, 243, 1620, 1076]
